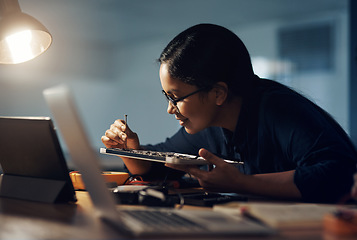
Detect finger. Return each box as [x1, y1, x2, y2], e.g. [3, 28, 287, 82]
[114, 119, 127, 132]
[101, 136, 120, 148]
[199, 148, 226, 166]
[165, 163, 208, 179]
[110, 123, 122, 135]
[165, 163, 190, 172]
[101, 135, 110, 142]
[109, 126, 128, 143]
[105, 129, 124, 144]
[102, 135, 123, 143]
[187, 167, 211, 179]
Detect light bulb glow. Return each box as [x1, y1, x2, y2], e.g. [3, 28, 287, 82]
[5, 30, 35, 63]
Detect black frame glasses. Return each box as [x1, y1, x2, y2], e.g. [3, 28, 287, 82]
[162, 87, 208, 111]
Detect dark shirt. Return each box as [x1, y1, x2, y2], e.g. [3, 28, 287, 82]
[143, 78, 357, 203]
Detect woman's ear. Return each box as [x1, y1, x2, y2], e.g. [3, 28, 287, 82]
[214, 82, 228, 106]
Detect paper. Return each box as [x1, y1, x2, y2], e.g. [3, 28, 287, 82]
[213, 202, 338, 229]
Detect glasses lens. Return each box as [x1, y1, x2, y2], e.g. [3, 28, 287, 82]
[162, 90, 180, 112]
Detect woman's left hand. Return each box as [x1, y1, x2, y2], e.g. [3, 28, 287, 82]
[165, 148, 245, 193]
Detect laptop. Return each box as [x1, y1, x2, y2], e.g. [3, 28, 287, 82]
[43, 85, 275, 238]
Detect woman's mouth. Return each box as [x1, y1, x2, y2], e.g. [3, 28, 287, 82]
[179, 119, 186, 126]
[176, 117, 188, 126]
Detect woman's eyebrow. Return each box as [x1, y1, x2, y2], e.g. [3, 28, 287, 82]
[166, 89, 180, 94]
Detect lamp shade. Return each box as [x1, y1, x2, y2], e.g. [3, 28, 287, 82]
[0, 0, 52, 64]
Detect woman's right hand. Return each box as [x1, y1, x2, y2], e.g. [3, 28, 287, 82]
[101, 119, 151, 176]
[101, 119, 140, 150]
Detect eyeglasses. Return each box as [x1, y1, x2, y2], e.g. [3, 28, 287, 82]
[162, 87, 208, 112]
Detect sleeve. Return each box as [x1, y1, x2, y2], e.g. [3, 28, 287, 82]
[265, 92, 357, 203]
[143, 127, 204, 154]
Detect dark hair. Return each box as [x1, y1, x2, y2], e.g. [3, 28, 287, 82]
[158, 23, 257, 96]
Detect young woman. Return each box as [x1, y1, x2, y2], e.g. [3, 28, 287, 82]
[102, 24, 357, 203]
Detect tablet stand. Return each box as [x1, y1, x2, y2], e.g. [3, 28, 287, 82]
[0, 174, 68, 203]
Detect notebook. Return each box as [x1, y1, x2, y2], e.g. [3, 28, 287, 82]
[43, 85, 275, 238]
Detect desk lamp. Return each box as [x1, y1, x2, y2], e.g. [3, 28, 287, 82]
[0, 0, 52, 64]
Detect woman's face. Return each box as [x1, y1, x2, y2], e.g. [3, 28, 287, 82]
[160, 63, 219, 134]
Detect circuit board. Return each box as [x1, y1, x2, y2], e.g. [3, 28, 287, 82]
[100, 148, 243, 165]
[100, 148, 208, 164]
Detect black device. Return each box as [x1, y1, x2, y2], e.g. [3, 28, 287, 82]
[0, 117, 77, 203]
[171, 192, 247, 207]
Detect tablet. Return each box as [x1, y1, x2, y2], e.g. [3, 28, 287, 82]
[0, 116, 77, 203]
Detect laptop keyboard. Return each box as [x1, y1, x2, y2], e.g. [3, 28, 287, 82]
[121, 209, 206, 231]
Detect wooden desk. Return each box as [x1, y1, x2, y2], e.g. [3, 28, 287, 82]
[0, 191, 354, 240]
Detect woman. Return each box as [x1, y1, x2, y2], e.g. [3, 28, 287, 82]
[102, 24, 357, 203]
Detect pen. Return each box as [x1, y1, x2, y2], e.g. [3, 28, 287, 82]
[240, 207, 265, 224]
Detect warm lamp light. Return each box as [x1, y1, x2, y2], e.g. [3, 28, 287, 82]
[0, 0, 52, 64]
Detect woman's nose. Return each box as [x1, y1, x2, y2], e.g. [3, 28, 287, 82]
[167, 101, 177, 114]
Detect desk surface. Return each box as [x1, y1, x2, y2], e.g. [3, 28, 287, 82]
[0, 191, 353, 240]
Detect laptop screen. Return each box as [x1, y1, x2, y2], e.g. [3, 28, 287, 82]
[43, 85, 118, 218]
